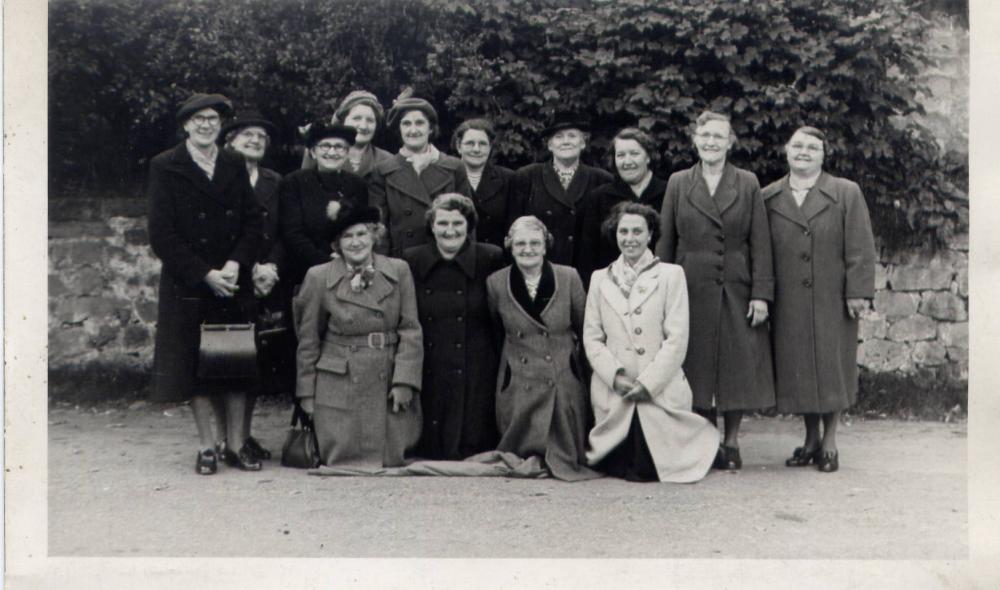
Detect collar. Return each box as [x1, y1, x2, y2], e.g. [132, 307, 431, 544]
[627, 171, 653, 197]
[418, 240, 477, 279]
[185, 140, 218, 167]
[325, 254, 400, 289]
[789, 171, 822, 192]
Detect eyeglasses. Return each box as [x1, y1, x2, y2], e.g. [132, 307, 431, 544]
[788, 142, 824, 153]
[694, 132, 728, 142]
[190, 114, 221, 126]
[315, 142, 350, 153]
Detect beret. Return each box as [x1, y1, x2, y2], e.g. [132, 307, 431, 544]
[176, 93, 233, 124]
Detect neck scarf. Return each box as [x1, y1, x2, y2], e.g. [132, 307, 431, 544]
[347, 260, 376, 292]
[186, 140, 219, 180]
[523, 272, 542, 300]
[400, 144, 440, 175]
[609, 249, 658, 298]
[553, 161, 578, 190]
[628, 171, 653, 198]
[466, 168, 483, 191]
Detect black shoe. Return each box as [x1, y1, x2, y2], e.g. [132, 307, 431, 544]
[712, 445, 742, 471]
[196, 449, 218, 475]
[816, 450, 839, 473]
[244, 436, 272, 461]
[785, 446, 820, 467]
[224, 443, 262, 471]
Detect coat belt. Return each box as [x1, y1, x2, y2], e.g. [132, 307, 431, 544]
[325, 331, 399, 350]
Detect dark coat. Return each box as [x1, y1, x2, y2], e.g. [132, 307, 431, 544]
[254, 167, 284, 268]
[762, 173, 876, 413]
[294, 254, 424, 467]
[147, 142, 263, 401]
[350, 145, 395, 181]
[588, 174, 668, 271]
[655, 162, 775, 411]
[486, 263, 601, 481]
[369, 152, 470, 256]
[514, 162, 614, 283]
[469, 163, 520, 250]
[278, 168, 369, 287]
[402, 241, 505, 459]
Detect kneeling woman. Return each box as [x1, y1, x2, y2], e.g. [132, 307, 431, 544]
[485, 216, 600, 481]
[294, 205, 423, 467]
[585, 203, 718, 482]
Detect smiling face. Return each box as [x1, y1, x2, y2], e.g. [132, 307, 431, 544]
[228, 125, 269, 162]
[311, 137, 351, 172]
[399, 109, 431, 151]
[616, 213, 651, 264]
[692, 119, 733, 166]
[614, 138, 651, 185]
[785, 130, 825, 176]
[431, 208, 469, 257]
[338, 223, 375, 266]
[547, 128, 586, 164]
[183, 107, 222, 149]
[343, 104, 377, 146]
[510, 227, 547, 272]
[457, 128, 492, 170]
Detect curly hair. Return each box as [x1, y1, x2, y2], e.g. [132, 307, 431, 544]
[601, 201, 661, 250]
[503, 215, 555, 251]
[451, 118, 496, 154]
[330, 222, 387, 256]
[609, 127, 656, 171]
[425, 192, 478, 235]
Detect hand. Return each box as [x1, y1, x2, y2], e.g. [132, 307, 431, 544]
[846, 298, 868, 319]
[253, 263, 279, 297]
[389, 385, 414, 413]
[204, 269, 238, 297]
[623, 382, 652, 403]
[299, 398, 315, 416]
[613, 371, 636, 395]
[220, 260, 240, 283]
[747, 299, 769, 328]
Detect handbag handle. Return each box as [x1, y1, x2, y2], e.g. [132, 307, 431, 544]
[290, 401, 315, 429]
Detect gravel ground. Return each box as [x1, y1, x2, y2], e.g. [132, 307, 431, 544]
[48, 400, 967, 559]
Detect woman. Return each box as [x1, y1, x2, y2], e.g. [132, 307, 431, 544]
[451, 118, 518, 249]
[655, 110, 775, 471]
[370, 91, 469, 256]
[589, 127, 668, 270]
[402, 193, 505, 459]
[762, 126, 875, 473]
[147, 93, 263, 474]
[280, 122, 369, 290]
[485, 216, 600, 481]
[301, 90, 393, 180]
[294, 205, 424, 467]
[584, 203, 718, 482]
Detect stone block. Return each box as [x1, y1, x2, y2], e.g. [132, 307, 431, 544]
[123, 324, 151, 349]
[104, 198, 147, 218]
[938, 322, 968, 349]
[75, 296, 127, 321]
[134, 297, 159, 323]
[912, 341, 948, 366]
[49, 328, 93, 362]
[874, 291, 920, 319]
[874, 264, 889, 290]
[858, 313, 887, 341]
[65, 271, 107, 296]
[955, 267, 968, 298]
[919, 291, 968, 321]
[69, 241, 107, 266]
[124, 227, 149, 246]
[49, 274, 69, 298]
[48, 221, 115, 239]
[887, 315, 937, 342]
[888, 251, 961, 291]
[49, 199, 102, 222]
[946, 346, 968, 363]
[858, 340, 911, 372]
[948, 232, 969, 252]
[88, 322, 119, 349]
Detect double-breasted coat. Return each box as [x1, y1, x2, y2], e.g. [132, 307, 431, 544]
[369, 153, 470, 256]
[278, 168, 369, 288]
[486, 263, 601, 481]
[147, 142, 263, 402]
[469, 163, 520, 250]
[294, 255, 424, 467]
[402, 241, 505, 459]
[583, 262, 719, 482]
[588, 174, 668, 270]
[762, 172, 876, 413]
[655, 162, 775, 411]
[514, 162, 614, 283]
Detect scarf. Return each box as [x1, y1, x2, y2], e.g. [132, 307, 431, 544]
[553, 161, 578, 190]
[186, 140, 218, 180]
[400, 144, 440, 175]
[609, 249, 658, 298]
[347, 261, 376, 292]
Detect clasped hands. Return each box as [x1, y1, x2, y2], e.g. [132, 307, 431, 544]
[613, 371, 651, 403]
[252, 263, 280, 297]
[204, 260, 240, 297]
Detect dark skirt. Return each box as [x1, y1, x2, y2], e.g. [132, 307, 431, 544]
[594, 412, 658, 482]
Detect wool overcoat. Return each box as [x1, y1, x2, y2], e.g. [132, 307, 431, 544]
[762, 173, 876, 413]
[147, 142, 263, 401]
[486, 263, 601, 481]
[588, 174, 668, 270]
[514, 162, 614, 283]
[350, 145, 395, 182]
[294, 254, 424, 467]
[655, 162, 775, 411]
[583, 262, 719, 482]
[369, 152, 470, 256]
[278, 168, 369, 288]
[402, 241, 505, 459]
[469, 163, 520, 250]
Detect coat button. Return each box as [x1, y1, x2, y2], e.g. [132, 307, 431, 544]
[569, 209, 576, 215]
[351, 377, 359, 384]
[568, 236, 574, 242]
[262, 210, 269, 218]
[803, 278, 813, 287]
[198, 212, 206, 220]
[457, 369, 464, 375]
[521, 357, 528, 364]
[715, 277, 724, 285]
[225, 209, 234, 217]
[263, 233, 270, 241]
[404, 209, 413, 216]
[379, 372, 386, 380]
[801, 253, 811, 262]
[426, 316, 433, 322]
[455, 342, 463, 349]
[634, 327, 642, 335]
[803, 229, 811, 236]
[634, 308, 642, 315]
[714, 263, 723, 271]
[547, 379, 555, 386]
[457, 316, 464, 322]
[715, 249, 724, 255]
[350, 345, 358, 352]
[636, 347, 646, 355]
[545, 354, 552, 361]
[406, 230, 414, 237]
[457, 289, 463, 295]
[428, 342, 435, 348]
[542, 331, 549, 337]
[425, 289, 432, 295]
[200, 238, 208, 244]
[717, 235, 725, 242]
[546, 210, 553, 216]
[517, 331, 524, 338]
[375, 312, 382, 318]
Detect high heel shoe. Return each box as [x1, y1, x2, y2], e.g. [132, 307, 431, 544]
[712, 445, 742, 470]
[785, 446, 820, 467]
[196, 449, 218, 475]
[224, 443, 263, 471]
[244, 436, 272, 461]
[816, 450, 839, 473]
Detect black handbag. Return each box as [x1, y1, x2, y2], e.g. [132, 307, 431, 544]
[197, 323, 259, 379]
[281, 404, 321, 468]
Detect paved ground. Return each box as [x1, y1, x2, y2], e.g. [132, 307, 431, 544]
[48, 400, 967, 558]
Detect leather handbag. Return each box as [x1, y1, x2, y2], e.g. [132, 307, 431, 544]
[281, 404, 321, 469]
[197, 323, 259, 379]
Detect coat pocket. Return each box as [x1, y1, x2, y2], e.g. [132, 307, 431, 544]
[315, 356, 351, 409]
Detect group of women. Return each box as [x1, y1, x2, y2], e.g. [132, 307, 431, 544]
[148, 89, 875, 482]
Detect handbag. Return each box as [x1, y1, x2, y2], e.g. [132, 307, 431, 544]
[197, 323, 259, 379]
[281, 403, 321, 468]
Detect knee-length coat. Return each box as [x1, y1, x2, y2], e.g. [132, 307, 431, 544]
[469, 163, 520, 250]
[486, 263, 601, 481]
[294, 254, 424, 467]
[369, 153, 470, 256]
[655, 162, 775, 411]
[584, 262, 719, 483]
[402, 241, 505, 459]
[761, 172, 876, 413]
[147, 142, 263, 402]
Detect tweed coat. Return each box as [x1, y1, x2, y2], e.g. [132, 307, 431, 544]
[583, 261, 718, 483]
[588, 174, 668, 270]
[486, 263, 601, 481]
[402, 241, 505, 459]
[294, 254, 424, 467]
[762, 173, 876, 413]
[514, 162, 614, 283]
[369, 152, 470, 256]
[469, 163, 520, 250]
[147, 142, 263, 401]
[655, 162, 775, 411]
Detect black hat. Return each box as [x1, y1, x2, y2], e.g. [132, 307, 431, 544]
[304, 121, 357, 148]
[176, 93, 233, 124]
[540, 111, 590, 140]
[329, 205, 382, 241]
[221, 109, 277, 140]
